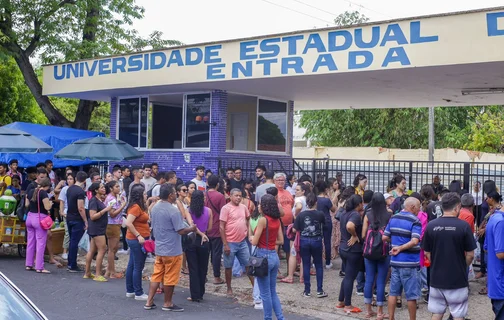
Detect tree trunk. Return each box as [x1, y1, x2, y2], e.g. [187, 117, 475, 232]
[14, 50, 72, 127]
[71, 0, 101, 130]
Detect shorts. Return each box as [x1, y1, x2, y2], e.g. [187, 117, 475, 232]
[223, 239, 250, 269]
[389, 266, 420, 301]
[150, 255, 183, 286]
[428, 287, 469, 318]
[106, 224, 121, 239]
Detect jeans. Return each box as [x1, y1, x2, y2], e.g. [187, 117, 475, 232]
[252, 246, 261, 303]
[25, 212, 48, 271]
[185, 237, 210, 300]
[364, 257, 390, 306]
[223, 239, 250, 269]
[491, 299, 504, 320]
[300, 237, 324, 294]
[339, 250, 363, 306]
[356, 272, 365, 292]
[208, 237, 223, 278]
[67, 219, 85, 270]
[390, 267, 420, 301]
[126, 238, 147, 296]
[323, 222, 332, 265]
[256, 248, 284, 320]
[420, 267, 428, 289]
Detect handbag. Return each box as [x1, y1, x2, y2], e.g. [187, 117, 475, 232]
[143, 239, 156, 253]
[37, 190, 53, 230]
[247, 218, 269, 277]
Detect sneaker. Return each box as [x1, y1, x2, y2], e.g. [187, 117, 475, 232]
[325, 263, 333, 269]
[316, 291, 328, 298]
[67, 267, 84, 273]
[302, 292, 311, 297]
[135, 294, 149, 301]
[356, 290, 364, 296]
[118, 249, 129, 255]
[254, 302, 263, 310]
[162, 304, 184, 312]
[61, 253, 68, 260]
[126, 292, 135, 298]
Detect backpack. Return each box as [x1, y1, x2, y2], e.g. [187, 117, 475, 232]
[146, 183, 159, 198]
[16, 193, 28, 221]
[363, 215, 387, 260]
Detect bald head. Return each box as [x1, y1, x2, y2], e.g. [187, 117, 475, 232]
[404, 197, 421, 215]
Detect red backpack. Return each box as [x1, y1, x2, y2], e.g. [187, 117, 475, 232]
[363, 216, 388, 260]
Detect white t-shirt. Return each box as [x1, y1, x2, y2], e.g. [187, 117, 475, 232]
[151, 184, 161, 197]
[292, 196, 308, 218]
[141, 177, 157, 192]
[191, 178, 206, 191]
[59, 186, 69, 215]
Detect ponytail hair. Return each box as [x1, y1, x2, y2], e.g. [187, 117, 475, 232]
[31, 177, 51, 202]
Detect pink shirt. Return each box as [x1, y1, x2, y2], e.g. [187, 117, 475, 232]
[220, 202, 250, 243]
[418, 211, 428, 267]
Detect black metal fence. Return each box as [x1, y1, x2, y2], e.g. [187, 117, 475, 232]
[218, 157, 504, 193]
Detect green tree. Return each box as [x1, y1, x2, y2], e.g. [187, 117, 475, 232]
[334, 10, 369, 26]
[0, 0, 181, 129]
[0, 55, 47, 125]
[465, 106, 504, 153]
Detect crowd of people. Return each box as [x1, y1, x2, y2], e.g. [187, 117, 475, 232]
[1, 160, 502, 320]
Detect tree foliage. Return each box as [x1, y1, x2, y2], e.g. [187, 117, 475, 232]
[0, 0, 180, 130]
[465, 107, 504, 153]
[334, 10, 369, 26]
[0, 55, 47, 125]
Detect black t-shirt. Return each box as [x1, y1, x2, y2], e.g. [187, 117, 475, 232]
[294, 210, 325, 238]
[21, 179, 33, 192]
[66, 185, 86, 222]
[317, 197, 333, 222]
[123, 177, 132, 197]
[25, 181, 38, 197]
[230, 179, 244, 190]
[422, 216, 477, 289]
[87, 197, 108, 236]
[426, 201, 443, 221]
[339, 210, 363, 253]
[27, 189, 49, 214]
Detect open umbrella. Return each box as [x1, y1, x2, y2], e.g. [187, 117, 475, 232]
[0, 127, 53, 153]
[54, 137, 143, 161]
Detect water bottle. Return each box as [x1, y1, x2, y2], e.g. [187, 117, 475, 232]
[54, 218, 60, 228]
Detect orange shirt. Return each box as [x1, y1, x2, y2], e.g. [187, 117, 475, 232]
[278, 189, 294, 225]
[126, 204, 151, 240]
[459, 208, 475, 233]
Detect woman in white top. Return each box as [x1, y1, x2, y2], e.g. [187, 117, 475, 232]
[472, 181, 483, 223]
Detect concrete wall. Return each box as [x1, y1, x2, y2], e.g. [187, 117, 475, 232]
[293, 146, 504, 163]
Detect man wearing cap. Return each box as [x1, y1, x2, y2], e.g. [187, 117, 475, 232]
[459, 194, 475, 233]
[384, 193, 394, 213]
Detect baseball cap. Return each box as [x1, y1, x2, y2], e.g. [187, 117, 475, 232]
[461, 193, 474, 207]
[383, 193, 393, 200]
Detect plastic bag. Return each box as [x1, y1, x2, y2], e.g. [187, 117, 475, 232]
[78, 231, 90, 252]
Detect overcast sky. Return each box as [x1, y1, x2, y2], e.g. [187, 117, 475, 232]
[134, 0, 503, 45]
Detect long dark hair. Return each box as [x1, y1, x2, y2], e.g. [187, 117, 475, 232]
[127, 184, 146, 212]
[420, 184, 436, 211]
[345, 194, 363, 212]
[314, 180, 327, 195]
[305, 192, 318, 208]
[339, 186, 356, 202]
[190, 190, 205, 218]
[31, 177, 51, 202]
[260, 194, 281, 219]
[106, 180, 118, 195]
[353, 174, 367, 188]
[368, 192, 390, 228]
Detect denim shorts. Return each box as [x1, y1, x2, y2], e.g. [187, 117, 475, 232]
[223, 239, 250, 269]
[389, 266, 420, 301]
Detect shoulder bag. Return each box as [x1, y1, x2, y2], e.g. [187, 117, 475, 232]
[37, 190, 54, 230]
[247, 218, 269, 277]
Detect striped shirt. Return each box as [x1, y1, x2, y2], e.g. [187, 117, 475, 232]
[384, 211, 422, 268]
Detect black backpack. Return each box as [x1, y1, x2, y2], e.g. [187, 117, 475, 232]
[146, 183, 160, 198]
[363, 215, 387, 260]
[16, 194, 28, 221]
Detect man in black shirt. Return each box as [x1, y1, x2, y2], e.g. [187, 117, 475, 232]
[25, 168, 48, 197]
[66, 171, 88, 272]
[21, 167, 37, 195]
[422, 193, 476, 320]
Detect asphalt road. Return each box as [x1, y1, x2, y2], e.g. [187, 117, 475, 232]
[0, 255, 317, 320]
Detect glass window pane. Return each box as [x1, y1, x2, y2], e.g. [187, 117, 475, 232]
[140, 98, 148, 148]
[185, 93, 211, 148]
[118, 98, 140, 148]
[257, 99, 287, 152]
[152, 104, 183, 149]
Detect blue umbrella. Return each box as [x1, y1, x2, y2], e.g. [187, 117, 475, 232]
[0, 127, 53, 153]
[54, 137, 143, 161]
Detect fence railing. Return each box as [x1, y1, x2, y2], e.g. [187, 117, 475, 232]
[217, 157, 504, 193]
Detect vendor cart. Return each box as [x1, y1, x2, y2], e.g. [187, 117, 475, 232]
[0, 216, 27, 258]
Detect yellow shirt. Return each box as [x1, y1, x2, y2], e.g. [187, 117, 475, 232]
[0, 175, 12, 196]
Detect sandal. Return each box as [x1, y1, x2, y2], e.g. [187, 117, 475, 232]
[366, 311, 377, 318]
[109, 272, 124, 279]
[144, 303, 156, 310]
[25, 266, 34, 271]
[335, 303, 345, 309]
[213, 279, 225, 285]
[83, 273, 95, 279]
[36, 269, 51, 274]
[377, 314, 389, 320]
[478, 287, 488, 295]
[293, 272, 300, 277]
[281, 278, 293, 284]
[345, 307, 362, 314]
[93, 275, 108, 282]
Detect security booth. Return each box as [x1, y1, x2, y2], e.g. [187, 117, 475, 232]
[42, 7, 504, 180]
